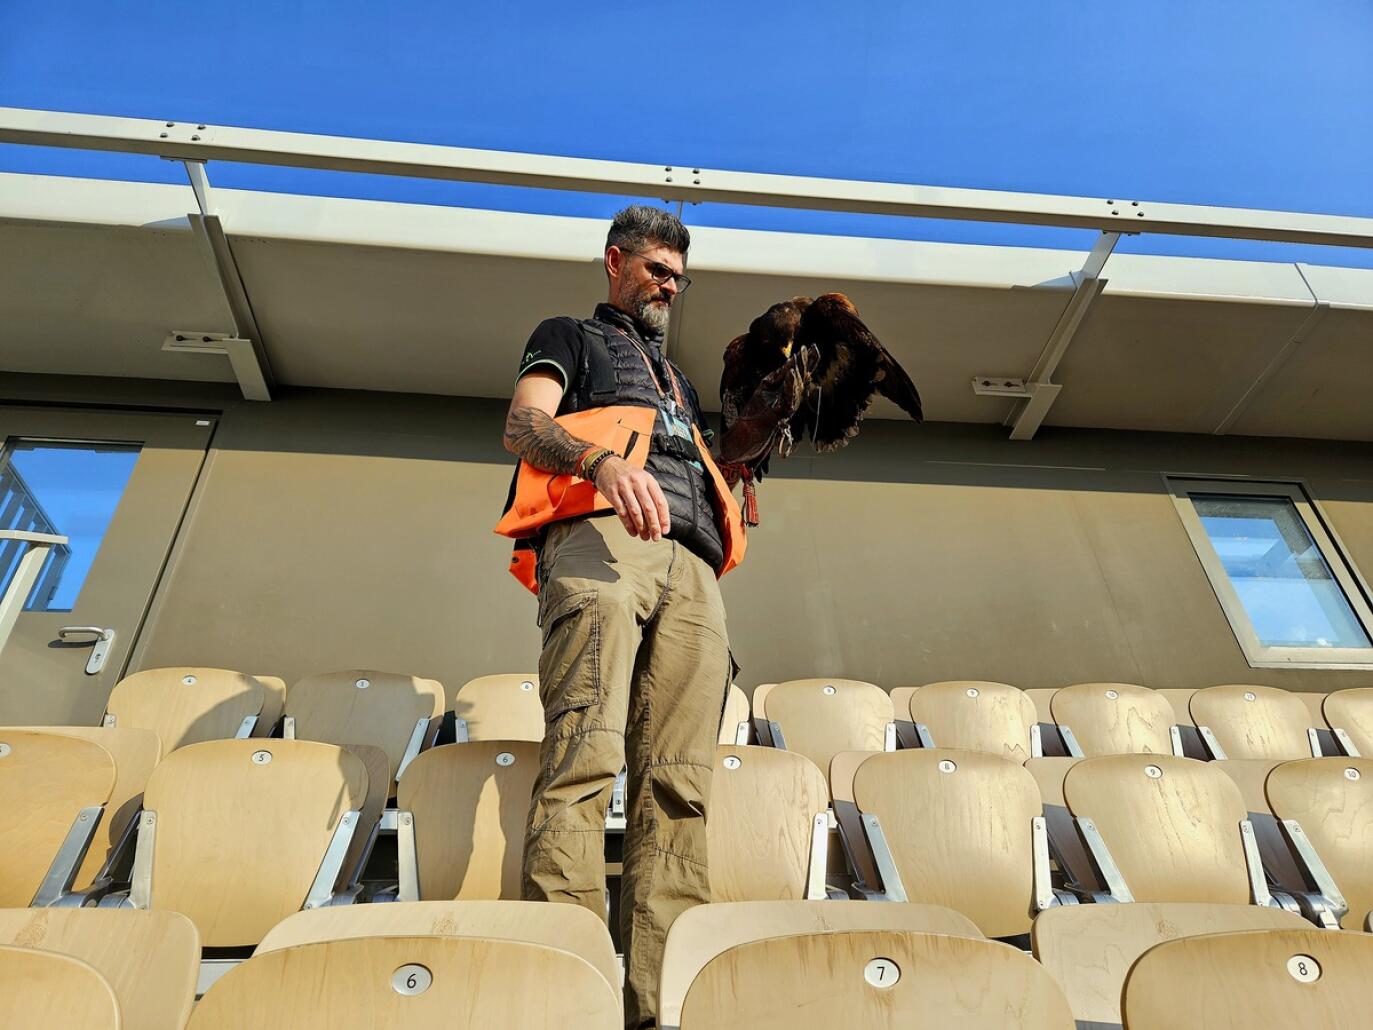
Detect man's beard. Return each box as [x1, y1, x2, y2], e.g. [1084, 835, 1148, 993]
[629, 286, 672, 333]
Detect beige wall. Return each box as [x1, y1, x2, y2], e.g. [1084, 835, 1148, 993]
[8, 373, 1373, 698]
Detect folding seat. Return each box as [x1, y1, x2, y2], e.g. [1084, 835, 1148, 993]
[888, 685, 920, 747]
[718, 683, 750, 745]
[1049, 682, 1181, 757]
[251, 675, 286, 737]
[16, 725, 159, 891]
[1265, 757, 1373, 929]
[707, 745, 830, 901]
[1022, 756, 1107, 899]
[1156, 687, 1208, 758]
[1189, 684, 1321, 760]
[394, 741, 539, 901]
[844, 749, 1058, 935]
[752, 679, 894, 779]
[1024, 687, 1071, 755]
[255, 900, 620, 999]
[1296, 690, 1337, 754]
[335, 743, 392, 888]
[0, 907, 199, 1029]
[283, 669, 444, 793]
[1322, 686, 1373, 757]
[451, 673, 544, 743]
[0, 944, 121, 1029]
[187, 935, 621, 1029]
[103, 668, 267, 758]
[659, 899, 982, 1029]
[1122, 927, 1373, 1030]
[906, 680, 1041, 760]
[0, 729, 115, 906]
[101, 739, 368, 949]
[1032, 902, 1310, 1027]
[676, 929, 1074, 1029]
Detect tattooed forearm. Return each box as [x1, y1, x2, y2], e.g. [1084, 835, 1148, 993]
[504, 406, 594, 474]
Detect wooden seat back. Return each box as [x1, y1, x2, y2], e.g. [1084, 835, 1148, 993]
[255, 899, 619, 997]
[1191, 684, 1313, 759]
[852, 749, 1041, 936]
[16, 725, 159, 890]
[188, 935, 620, 1029]
[1023, 756, 1102, 894]
[707, 745, 829, 902]
[452, 674, 544, 742]
[1032, 902, 1309, 1027]
[142, 739, 367, 946]
[659, 900, 982, 1028]
[252, 675, 287, 736]
[1266, 757, 1373, 930]
[1062, 754, 1250, 904]
[718, 684, 750, 744]
[0, 944, 121, 1029]
[0, 908, 198, 1030]
[396, 741, 539, 900]
[287, 669, 443, 788]
[0, 729, 115, 906]
[1050, 682, 1174, 755]
[106, 668, 265, 758]
[337, 743, 391, 884]
[909, 680, 1037, 760]
[760, 679, 890, 777]
[1123, 927, 1373, 1029]
[679, 930, 1073, 1030]
[1024, 687, 1057, 725]
[1323, 687, 1373, 755]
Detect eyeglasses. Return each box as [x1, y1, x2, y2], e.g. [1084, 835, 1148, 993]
[621, 250, 692, 293]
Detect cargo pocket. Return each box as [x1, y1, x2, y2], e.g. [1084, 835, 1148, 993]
[536, 589, 601, 717]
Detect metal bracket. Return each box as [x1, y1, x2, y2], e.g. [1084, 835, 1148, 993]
[1198, 726, 1229, 760]
[304, 810, 360, 909]
[394, 717, 431, 782]
[733, 720, 749, 746]
[31, 805, 104, 906]
[883, 722, 897, 752]
[233, 714, 258, 739]
[768, 721, 788, 751]
[914, 723, 935, 749]
[1031, 815, 1056, 912]
[1278, 818, 1348, 921]
[971, 376, 1030, 398]
[1333, 728, 1360, 758]
[1030, 722, 1044, 759]
[162, 331, 269, 401]
[1058, 725, 1086, 759]
[282, 715, 296, 740]
[1075, 816, 1134, 903]
[128, 810, 157, 909]
[1307, 727, 1323, 758]
[1239, 819, 1273, 908]
[805, 812, 829, 900]
[860, 812, 907, 903]
[396, 810, 420, 902]
[453, 716, 470, 744]
[1169, 725, 1185, 757]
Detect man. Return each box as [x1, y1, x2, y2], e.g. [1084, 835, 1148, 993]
[496, 205, 747, 1028]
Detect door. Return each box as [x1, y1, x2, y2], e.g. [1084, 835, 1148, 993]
[0, 407, 213, 724]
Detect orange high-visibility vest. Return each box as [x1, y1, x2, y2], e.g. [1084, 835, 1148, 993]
[494, 405, 747, 593]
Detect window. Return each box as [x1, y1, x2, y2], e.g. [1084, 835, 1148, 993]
[1169, 478, 1373, 669]
[0, 440, 140, 611]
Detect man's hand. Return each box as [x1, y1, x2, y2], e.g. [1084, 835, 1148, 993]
[594, 455, 671, 541]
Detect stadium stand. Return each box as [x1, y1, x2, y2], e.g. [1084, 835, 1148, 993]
[1190, 683, 1321, 760]
[102, 668, 267, 758]
[706, 745, 829, 901]
[905, 680, 1041, 759]
[394, 740, 539, 901]
[0, 943, 122, 1028]
[752, 678, 895, 778]
[0, 908, 198, 1030]
[1048, 681, 1180, 756]
[0, 729, 116, 906]
[1322, 687, 1373, 756]
[451, 674, 544, 742]
[1122, 927, 1373, 1029]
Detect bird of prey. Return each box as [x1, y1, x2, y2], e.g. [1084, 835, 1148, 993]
[718, 293, 923, 487]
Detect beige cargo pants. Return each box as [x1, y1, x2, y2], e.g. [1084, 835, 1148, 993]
[522, 516, 731, 1029]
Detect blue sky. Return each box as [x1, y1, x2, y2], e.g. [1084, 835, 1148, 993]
[2, 1, 1371, 267]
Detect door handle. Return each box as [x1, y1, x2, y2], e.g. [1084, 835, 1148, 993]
[57, 626, 117, 675]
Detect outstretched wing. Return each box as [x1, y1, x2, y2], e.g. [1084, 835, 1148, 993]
[794, 293, 922, 451]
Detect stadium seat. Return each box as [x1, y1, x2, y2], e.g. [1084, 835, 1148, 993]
[107, 739, 368, 948]
[451, 673, 544, 743]
[1295, 690, 1337, 755]
[1265, 757, 1373, 929]
[187, 935, 620, 1029]
[676, 929, 1073, 1029]
[1156, 687, 1208, 758]
[1060, 754, 1263, 905]
[1122, 927, 1373, 1029]
[103, 668, 266, 758]
[0, 729, 115, 906]
[906, 680, 1040, 760]
[255, 900, 620, 998]
[888, 686, 920, 747]
[0, 907, 198, 1029]
[283, 669, 443, 791]
[719, 683, 750, 745]
[1024, 687, 1070, 757]
[707, 745, 829, 901]
[1322, 687, 1373, 757]
[336, 743, 392, 887]
[1049, 681, 1180, 756]
[1022, 756, 1107, 898]
[753, 679, 894, 779]
[1190, 684, 1320, 760]
[14, 725, 159, 891]
[394, 741, 539, 901]
[658, 900, 981, 1028]
[0, 943, 121, 1028]
[1032, 902, 1310, 1027]
[847, 749, 1055, 935]
[252, 675, 287, 737]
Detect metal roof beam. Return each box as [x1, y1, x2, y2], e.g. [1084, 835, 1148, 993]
[4, 106, 1373, 249]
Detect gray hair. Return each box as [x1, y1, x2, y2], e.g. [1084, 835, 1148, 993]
[605, 204, 690, 257]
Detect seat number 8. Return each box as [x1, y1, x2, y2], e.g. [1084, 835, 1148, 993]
[1287, 955, 1321, 983]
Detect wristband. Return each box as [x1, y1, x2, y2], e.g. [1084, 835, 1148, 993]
[579, 447, 613, 480]
[583, 449, 614, 482]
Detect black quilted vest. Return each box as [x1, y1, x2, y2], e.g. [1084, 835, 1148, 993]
[558, 304, 724, 571]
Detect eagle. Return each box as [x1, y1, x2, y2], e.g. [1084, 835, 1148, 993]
[717, 293, 923, 512]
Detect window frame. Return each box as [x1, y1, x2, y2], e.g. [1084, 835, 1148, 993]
[1167, 476, 1373, 670]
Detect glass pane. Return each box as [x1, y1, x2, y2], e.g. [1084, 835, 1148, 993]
[1193, 493, 1371, 650]
[0, 440, 141, 612]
